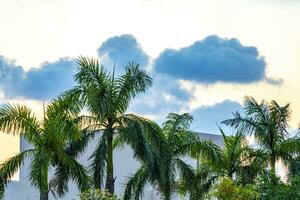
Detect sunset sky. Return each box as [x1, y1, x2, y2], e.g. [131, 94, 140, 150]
[0, 0, 300, 162]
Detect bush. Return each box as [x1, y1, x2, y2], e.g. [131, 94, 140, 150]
[256, 172, 281, 200]
[256, 173, 300, 200]
[214, 178, 259, 200]
[79, 189, 119, 200]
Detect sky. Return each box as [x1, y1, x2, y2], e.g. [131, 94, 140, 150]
[0, 0, 300, 162]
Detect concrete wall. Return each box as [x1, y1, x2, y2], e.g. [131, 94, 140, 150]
[4, 133, 223, 200]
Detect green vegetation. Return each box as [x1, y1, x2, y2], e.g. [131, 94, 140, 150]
[61, 57, 163, 195]
[223, 96, 300, 174]
[214, 178, 259, 200]
[0, 57, 300, 200]
[0, 98, 89, 200]
[123, 113, 220, 200]
[203, 129, 265, 185]
[79, 189, 119, 200]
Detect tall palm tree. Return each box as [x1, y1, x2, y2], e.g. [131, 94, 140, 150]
[202, 129, 265, 185]
[123, 113, 221, 200]
[0, 99, 89, 200]
[62, 56, 164, 194]
[222, 96, 300, 174]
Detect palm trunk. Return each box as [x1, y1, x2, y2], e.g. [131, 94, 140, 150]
[40, 164, 49, 200]
[164, 193, 171, 200]
[270, 156, 276, 174]
[163, 178, 171, 200]
[40, 191, 49, 200]
[105, 126, 115, 194]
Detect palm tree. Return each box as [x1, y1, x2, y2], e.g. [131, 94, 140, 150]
[123, 113, 221, 200]
[222, 96, 300, 174]
[0, 99, 89, 200]
[177, 165, 218, 200]
[202, 129, 265, 185]
[62, 56, 164, 194]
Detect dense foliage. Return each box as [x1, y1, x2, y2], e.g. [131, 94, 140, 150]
[214, 178, 259, 200]
[123, 113, 220, 200]
[79, 189, 119, 200]
[256, 173, 300, 200]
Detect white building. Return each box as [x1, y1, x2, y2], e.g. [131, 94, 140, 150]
[4, 133, 223, 200]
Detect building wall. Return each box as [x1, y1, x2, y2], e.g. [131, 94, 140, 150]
[4, 133, 223, 200]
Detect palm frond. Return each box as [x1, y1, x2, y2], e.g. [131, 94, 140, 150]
[28, 152, 50, 191]
[0, 176, 4, 199]
[90, 134, 107, 188]
[74, 56, 119, 121]
[116, 62, 152, 113]
[0, 149, 34, 184]
[50, 152, 89, 197]
[65, 130, 98, 158]
[123, 166, 149, 200]
[178, 165, 217, 200]
[180, 137, 222, 163]
[163, 113, 193, 134]
[278, 137, 300, 155]
[174, 158, 195, 185]
[0, 104, 40, 143]
[116, 114, 167, 172]
[222, 111, 258, 134]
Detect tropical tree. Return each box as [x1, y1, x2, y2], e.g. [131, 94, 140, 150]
[222, 96, 300, 174]
[177, 165, 218, 200]
[123, 113, 221, 200]
[62, 56, 165, 194]
[202, 129, 265, 185]
[0, 99, 89, 200]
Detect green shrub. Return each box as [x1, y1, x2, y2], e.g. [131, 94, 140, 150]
[256, 173, 300, 200]
[79, 189, 119, 200]
[214, 178, 259, 200]
[256, 172, 281, 200]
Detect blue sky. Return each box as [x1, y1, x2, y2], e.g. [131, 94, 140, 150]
[0, 33, 289, 134]
[0, 0, 300, 136]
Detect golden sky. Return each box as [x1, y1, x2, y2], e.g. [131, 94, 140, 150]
[0, 0, 300, 161]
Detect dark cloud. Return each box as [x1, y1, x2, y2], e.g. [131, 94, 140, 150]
[154, 35, 271, 84]
[0, 56, 75, 100]
[191, 100, 243, 134]
[97, 34, 149, 72]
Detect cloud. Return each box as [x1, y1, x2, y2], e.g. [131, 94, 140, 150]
[129, 74, 192, 124]
[130, 98, 243, 134]
[0, 35, 280, 136]
[190, 100, 243, 134]
[154, 35, 273, 84]
[266, 77, 283, 85]
[98, 34, 193, 122]
[97, 34, 149, 72]
[0, 56, 75, 100]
